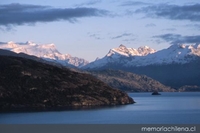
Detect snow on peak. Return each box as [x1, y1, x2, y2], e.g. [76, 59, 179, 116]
[137, 46, 156, 56]
[26, 41, 36, 46]
[83, 43, 200, 69]
[119, 44, 126, 48]
[83, 44, 156, 69]
[168, 44, 187, 50]
[7, 41, 18, 48]
[0, 41, 89, 68]
[188, 44, 200, 56]
[167, 44, 200, 56]
[128, 43, 200, 66]
[107, 44, 134, 57]
[106, 44, 155, 57]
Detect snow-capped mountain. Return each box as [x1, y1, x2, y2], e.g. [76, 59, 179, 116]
[106, 44, 156, 57]
[0, 41, 89, 68]
[83, 44, 200, 69]
[83, 44, 200, 88]
[83, 44, 156, 69]
[126, 43, 200, 67]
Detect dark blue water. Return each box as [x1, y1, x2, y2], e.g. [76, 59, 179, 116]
[0, 92, 200, 124]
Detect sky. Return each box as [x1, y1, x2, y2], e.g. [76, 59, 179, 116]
[1, 0, 200, 62]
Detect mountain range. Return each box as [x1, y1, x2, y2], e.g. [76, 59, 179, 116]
[0, 41, 89, 68]
[1, 41, 200, 90]
[83, 44, 200, 69]
[0, 48, 174, 93]
[84, 44, 200, 89]
[2, 41, 199, 69]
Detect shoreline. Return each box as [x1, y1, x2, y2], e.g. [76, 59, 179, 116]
[0, 103, 133, 113]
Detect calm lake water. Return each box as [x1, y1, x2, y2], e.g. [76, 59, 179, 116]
[0, 92, 200, 124]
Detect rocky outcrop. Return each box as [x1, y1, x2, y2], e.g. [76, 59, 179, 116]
[0, 55, 134, 112]
[152, 91, 161, 95]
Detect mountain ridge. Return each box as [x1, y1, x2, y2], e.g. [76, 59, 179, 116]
[89, 69, 175, 92]
[83, 44, 200, 89]
[0, 41, 89, 68]
[2, 41, 200, 90]
[83, 43, 200, 69]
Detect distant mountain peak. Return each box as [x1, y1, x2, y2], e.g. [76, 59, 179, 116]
[26, 41, 35, 45]
[106, 45, 131, 57]
[168, 44, 186, 50]
[139, 45, 149, 48]
[166, 44, 200, 57]
[83, 43, 200, 69]
[119, 44, 127, 48]
[137, 46, 156, 56]
[0, 41, 89, 68]
[7, 41, 18, 48]
[106, 44, 155, 58]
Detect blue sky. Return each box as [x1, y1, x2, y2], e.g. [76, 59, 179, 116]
[1, 0, 200, 61]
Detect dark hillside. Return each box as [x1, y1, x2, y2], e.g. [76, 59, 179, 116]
[0, 55, 134, 112]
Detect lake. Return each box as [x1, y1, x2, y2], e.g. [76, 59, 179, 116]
[0, 92, 200, 124]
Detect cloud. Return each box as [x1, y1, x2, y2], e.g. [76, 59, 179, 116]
[122, 38, 136, 44]
[184, 24, 200, 30]
[162, 28, 176, 31]
[89, 34, 102, 40]
[112, 33, 132, 39]
[154, 34, 200, 44]
[88, 32, 103, 40]
[0, 24, 16, 32]
[136, 3, 200, 22]
[75, 0, 102, 7]
[145, 23, 156, 27]
[120, 1, 151, 6]
[0, 3, 109, 26]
